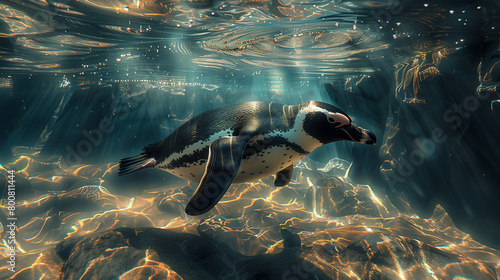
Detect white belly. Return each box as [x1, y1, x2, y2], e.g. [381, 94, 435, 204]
[234, 145, 306, 183]
[163, 145, 306, 184]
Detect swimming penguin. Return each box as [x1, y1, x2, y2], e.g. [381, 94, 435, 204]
[119, 101, 376, 215]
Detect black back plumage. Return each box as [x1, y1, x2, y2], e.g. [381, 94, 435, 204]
[142, 102, 305, 164]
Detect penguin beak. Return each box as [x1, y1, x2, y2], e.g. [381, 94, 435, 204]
[340, 123, 377, 145]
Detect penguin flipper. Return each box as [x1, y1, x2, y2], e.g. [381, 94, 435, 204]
[118, 154, 156, 175]
[274, 164, 293, 187]
[185, 131, 254, 215]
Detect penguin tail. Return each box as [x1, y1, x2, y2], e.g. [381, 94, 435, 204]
[118, 154, 157, 176]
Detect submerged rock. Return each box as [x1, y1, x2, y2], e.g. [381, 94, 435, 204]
[56, 227, 232, 280]
[0, 155, 498, 279]
[53, 226, 332, 280]
[28, 219, 493, 280]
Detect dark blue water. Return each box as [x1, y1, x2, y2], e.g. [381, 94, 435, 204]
[0, 0, 499, 279]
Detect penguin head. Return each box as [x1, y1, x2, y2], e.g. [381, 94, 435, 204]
[302, 101, 376, 145]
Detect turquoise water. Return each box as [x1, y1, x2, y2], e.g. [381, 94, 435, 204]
[0, 0, 499, 279]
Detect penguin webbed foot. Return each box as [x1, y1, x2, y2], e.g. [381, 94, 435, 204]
[274, 164, 294, 187]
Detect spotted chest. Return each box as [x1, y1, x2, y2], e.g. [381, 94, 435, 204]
[235, 143, 307, 183]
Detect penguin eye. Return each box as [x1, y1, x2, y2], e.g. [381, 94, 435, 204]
[326, 113, 350, 128]
[327, 117, 336, 124]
